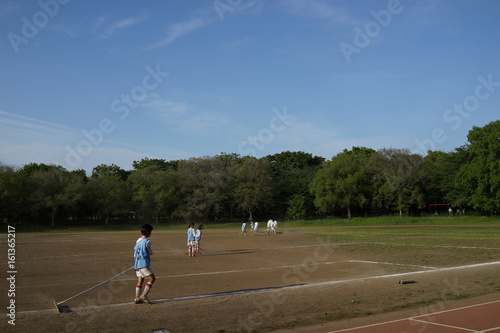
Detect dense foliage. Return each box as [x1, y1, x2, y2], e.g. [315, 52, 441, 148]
[1, 121, 498, 225]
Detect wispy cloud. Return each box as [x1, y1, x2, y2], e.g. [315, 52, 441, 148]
[142, 94, 229, 133]
[92, 14, 146, 39]
[149, 17, 208, 48]
[239, 115, 405, 159]
[281, 0, 359, 26]
[0, 111, 78, 167]
[106, 16, 142, 36]
[143, 95, 190, 117]
[0, 111, 76, 143]
[93, 16, 105, 31]
[0, 110, 182, 172]
[280, 122, 400, 159]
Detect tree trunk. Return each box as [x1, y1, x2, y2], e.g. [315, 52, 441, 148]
[398, 192, 404, 217]
[51, 207, 56, 227]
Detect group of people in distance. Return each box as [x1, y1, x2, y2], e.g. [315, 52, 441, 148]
[187, 223, 204, 257]
[241, 219, 278, 236]
[132, 219, 278, 305]
[266, 219, 278, 234]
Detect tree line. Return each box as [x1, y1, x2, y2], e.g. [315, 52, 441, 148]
[1, 120, 498, 226]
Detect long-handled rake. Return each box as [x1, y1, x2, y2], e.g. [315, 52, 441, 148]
[54, 265, 134, 313]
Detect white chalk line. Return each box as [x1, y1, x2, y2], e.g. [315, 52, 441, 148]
[365, 241, 500, 250]
[408, 318, 475, 332]
[15, 260, 500, 316]
[288, 260, 500, 290]
[327, 317, 476, 333]
[326, 299, 500, 332]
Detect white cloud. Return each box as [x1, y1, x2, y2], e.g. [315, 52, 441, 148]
[239, 116, 406, 159]
[142, 94, 229, 134]
[0, 110, 179, 173]
[93, 16, 105, 31]
[0, 111, 76, 144]
[149, 17, 208, 48]
[106, 16, 141, 36]
[91, 14, 145, 39]
[142, 95, 190, 117]
[281, 0, 359, 26]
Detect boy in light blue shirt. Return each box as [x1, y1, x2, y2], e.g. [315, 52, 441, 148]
[134, 223, 156, 304]
[241, 222, 247, 237]
[187, 223, 196, 257]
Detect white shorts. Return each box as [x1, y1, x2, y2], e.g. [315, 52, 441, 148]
[136, 267, 154, 278]
[187, 240, 195, 246]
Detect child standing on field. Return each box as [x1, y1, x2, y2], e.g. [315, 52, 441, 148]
[133, 223, 156, 304]
[241, 222, 247, 236]
[194, 224, 204, 254]
[187, 223, 196, 257]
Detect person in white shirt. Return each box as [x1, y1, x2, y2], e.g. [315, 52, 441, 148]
[241, 222, 247, 237]
[267, 219, 273, 234]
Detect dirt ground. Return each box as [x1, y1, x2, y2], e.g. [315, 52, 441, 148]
[2, 227, 500, 333]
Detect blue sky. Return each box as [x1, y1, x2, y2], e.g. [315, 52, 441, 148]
[1, 0, 499, 173]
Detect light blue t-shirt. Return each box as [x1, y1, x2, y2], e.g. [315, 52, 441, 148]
[187, 227, 195, 242]
[134, 238, 151, 269]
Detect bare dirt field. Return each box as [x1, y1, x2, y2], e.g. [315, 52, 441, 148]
[2, 226, 500, 333]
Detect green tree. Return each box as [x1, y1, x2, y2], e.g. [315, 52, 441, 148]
[92, 163, 129, 180]
[151, 168, 180, 224]
[132, 157, 177, 171]
[87, 164, 131, 224]
[287, 194, 307, 220]
[177, 157, 230, 222]
[424, 148, 468, 207]
[129, 165, 180, 223]
[232, 157, 273, 221]
[455, 120, 500, 213]
[0, 163, 24, 222]
[264, 151, 324, 216]
[310, 147, 375, 219]
[371, 148, 426, 217]
[28, 165, 84, 226]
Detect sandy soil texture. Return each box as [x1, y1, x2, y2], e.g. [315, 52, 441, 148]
[2, 228, 500, 333]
